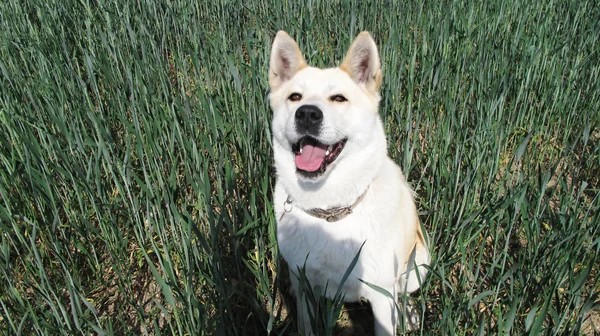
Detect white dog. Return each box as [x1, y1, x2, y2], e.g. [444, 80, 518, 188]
[269, 30, 430, 335]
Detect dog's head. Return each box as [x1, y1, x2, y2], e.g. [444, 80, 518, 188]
[269, 31, 386, 186]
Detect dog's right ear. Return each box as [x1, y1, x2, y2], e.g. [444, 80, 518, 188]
[269, 31, 307, 91]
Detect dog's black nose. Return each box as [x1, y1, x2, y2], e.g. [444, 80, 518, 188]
[295, 105, 323, 135]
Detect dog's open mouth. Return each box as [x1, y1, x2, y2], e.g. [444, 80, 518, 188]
[291, 136, 347, 177]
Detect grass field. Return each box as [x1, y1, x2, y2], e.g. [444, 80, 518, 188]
[1, 0, 599, 334]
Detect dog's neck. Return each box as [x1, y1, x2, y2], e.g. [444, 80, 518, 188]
[285, 187, 369, 222]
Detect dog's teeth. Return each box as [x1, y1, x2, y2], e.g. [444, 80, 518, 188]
[326, 145, 332, 156]
[299, 147, 303, 154]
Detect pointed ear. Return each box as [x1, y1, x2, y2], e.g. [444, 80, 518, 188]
[269, 31, 307, 90]
[339, 32, 382, 93]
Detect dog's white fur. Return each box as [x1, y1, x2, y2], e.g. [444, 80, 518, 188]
[269, 31, 430, 335]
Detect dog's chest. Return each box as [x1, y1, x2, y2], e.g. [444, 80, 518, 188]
[277, 207, 386, 298]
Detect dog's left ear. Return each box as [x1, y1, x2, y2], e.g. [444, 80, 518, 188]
[269, 31, 307, 91]
[340, 32, 382, 93]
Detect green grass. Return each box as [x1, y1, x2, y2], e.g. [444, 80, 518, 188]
[0, 0, 599, 334]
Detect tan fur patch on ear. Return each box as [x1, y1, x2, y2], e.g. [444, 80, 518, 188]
[338, 61, 350, 74]
[374, 69, 382, 91]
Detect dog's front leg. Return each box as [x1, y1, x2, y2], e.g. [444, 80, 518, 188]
[370, 289, 398, 336]
[290, 270, 314, 335]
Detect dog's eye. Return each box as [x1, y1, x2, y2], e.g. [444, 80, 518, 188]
[330, 94, 348, 103]
[288, 93, 302, 102]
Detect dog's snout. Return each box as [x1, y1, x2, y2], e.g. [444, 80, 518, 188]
[295, 105, 323, 135]
[295, 105, 323, 122]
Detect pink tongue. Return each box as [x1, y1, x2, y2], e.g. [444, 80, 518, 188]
[295, 143, 327, 172]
